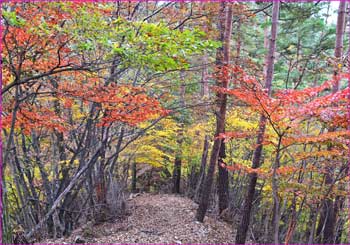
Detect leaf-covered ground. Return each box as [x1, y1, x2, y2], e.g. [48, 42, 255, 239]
[44, 193, 234, 244]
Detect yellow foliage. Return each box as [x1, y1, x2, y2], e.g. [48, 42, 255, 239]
[122, 118, 178, 168]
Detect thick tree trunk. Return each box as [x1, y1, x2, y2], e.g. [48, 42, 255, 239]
[196, 2, 233, 222]
[235, 2, 280, 243]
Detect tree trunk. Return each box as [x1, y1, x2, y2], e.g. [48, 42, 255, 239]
[25, 147, 103, 239]
[217, 4, 233, 214]
[172, 155, 182, 193]
[195, 135, 210, 203]
[307, 207, 318, 244]
[217, 141, 229, 214]
[333, 195, 345, 244]
[272, 136, 283, 244]
[235, 2, 280, 243]
[172, 4, 186, 193]
[284, 193, 297, 244]
[196, 2, 233, 222]
[315, 204, 325, 243]
[131, 162, 137, 193]
[332, 1, 347, 92]
[172, 81, 185, 194]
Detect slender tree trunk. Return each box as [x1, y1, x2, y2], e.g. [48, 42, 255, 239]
[307, 207, 318, 244]
[172, 7, 185, 193]
[333, 195, 345, 244]
[272, 135, 283, 244]
[173, 154, 182, 193]
[195, 135, 210, 202]
[316, 203, 325, 243]
[13, 148, 36, 229]
[51, 79, 68, 237]
[284, 195, 297, 244]
[2, 84, 21, 243]
[25, 146, 103, 239]
[217, 142, 229, 214]
[196, 2, 233, 222]
[235, 2, 280, 243]
[196, 5, 211, 200]
[131, 162, 137, 193]
[263, 15, 270, 76]
[172, 80, 185, 194]
[332, 1, 347, 92]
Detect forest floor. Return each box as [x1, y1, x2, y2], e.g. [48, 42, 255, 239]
[44, 193, 235, 244]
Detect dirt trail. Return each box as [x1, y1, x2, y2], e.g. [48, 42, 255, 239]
[44, 193, 234, 244]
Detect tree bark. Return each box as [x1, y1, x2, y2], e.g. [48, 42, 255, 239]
[235, 2, 280, 243]
[332, 1, 347, 92]
[217, 141, 229, 214]
[172, 80, 185, 194]
[272, 135, 283, 244]
[131, 162, 137, 193]
[196, 2, 233, 222]
[172, 155, 182, 193]
[217, 3, 233, 215]
[307, 207, 318, 244]
[172, 6, 186, 193]
[25, 146, 103, 239]
[195, 135, 210, 203]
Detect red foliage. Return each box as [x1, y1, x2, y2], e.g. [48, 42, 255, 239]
[214, 65, 350, 142]
[2, 3, 77, 80]
[55, 80, 170, 127]
[2, 104, 67, 135]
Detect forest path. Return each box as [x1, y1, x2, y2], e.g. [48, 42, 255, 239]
[45, 193, 234, 244]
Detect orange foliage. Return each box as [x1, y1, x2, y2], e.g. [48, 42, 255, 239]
[55, 81, 170, 126]
[2, 3, 76, 80]
[2, 104, 67, 135]
[214, 65, 350, 145]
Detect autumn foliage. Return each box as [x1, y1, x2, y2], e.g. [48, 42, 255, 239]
[2, 2, 349, 244]
[214, 65, 350, 203]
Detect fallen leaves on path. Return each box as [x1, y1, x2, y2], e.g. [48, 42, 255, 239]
[43, 193, 234, 244]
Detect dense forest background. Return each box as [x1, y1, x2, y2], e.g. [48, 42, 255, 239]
[2, 1, 350, 244]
